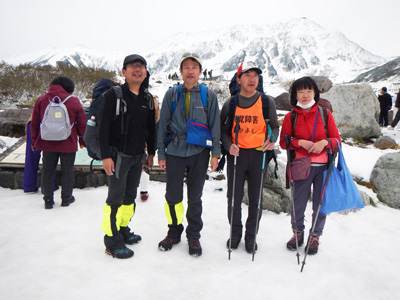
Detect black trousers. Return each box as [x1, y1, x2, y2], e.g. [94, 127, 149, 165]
[379, 109, 389, 126]
[165, 148, 210, 239]
[227, 148, 264, 239]
[41, 151, 76, 201]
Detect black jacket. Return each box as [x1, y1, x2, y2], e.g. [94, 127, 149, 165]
[378, 93, 392, 110]
[98, 82, 155, 159]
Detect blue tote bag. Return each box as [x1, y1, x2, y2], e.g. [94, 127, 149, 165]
[320, 139, 364, 215]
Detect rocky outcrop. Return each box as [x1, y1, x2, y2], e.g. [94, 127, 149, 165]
[370, 152, 400, 209]
[323, 83, 381, 138]
[0, 108, 32, 137]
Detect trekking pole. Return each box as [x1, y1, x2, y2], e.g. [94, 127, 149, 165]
[252, 119, 275, 261]
[284, 135, 301, 265]
[228, 115, 240, 260]
[300, 144, 337, 272]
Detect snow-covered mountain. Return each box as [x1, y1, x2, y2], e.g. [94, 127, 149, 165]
[5, 45, 125, 71]
[146, 18, 386, 83]
[4, 18, 388, 83]
[351, 57, 400, 83]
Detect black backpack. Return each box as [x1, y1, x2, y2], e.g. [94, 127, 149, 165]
[84, 79, 125, 162]
[228, 72, 264, 96]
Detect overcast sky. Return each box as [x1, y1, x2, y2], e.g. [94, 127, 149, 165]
[0, 0, 399, 60]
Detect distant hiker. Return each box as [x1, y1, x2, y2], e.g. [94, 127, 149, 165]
[390, 88, 400, 129]
[168, 74, 171, 80]
[220, 61, 279, 253]
[157, 52, 221, 257]
[208, 69, 213, 80]
[203, 69, 207, 80]
[139, 94, 160, 201]
[98, 54, 156, 259]
[30, 76, 86, 209]
[378, 87, 392, 127]
[280, 76, 341, 255]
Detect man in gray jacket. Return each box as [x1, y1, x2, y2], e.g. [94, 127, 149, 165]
[157, 53, 220, 257]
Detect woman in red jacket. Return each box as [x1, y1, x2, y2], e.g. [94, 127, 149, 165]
[279, 77, 340, 255]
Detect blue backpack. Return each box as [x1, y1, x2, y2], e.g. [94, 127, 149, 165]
[171, 83, 208, 114]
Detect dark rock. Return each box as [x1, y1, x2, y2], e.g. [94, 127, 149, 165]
[274, 92, 291, 111]
[0, 108, 32, 137]
[374, 136, 397, 149]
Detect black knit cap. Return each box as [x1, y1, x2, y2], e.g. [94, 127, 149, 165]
[123, 54, 147, 68]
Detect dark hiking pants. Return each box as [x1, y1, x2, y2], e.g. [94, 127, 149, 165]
[41, 151, 76, 201]
[165, 148, 210, 239]
[227, 149, 264, 239]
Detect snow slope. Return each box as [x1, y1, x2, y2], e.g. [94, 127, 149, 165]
[1, 128, 400, 300]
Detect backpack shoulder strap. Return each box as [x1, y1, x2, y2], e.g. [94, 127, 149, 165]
[171, 84, 182, 114]
[226, 94, 238, 137]
[199, 84, 208, 108]
[144, 89, 154, 110]
[112, 85, 124, 116]
[290, 109, 297, 137]
[62, 95, 73, 104]
[318, 105, 329, 137]
[260, 93, 269, 120]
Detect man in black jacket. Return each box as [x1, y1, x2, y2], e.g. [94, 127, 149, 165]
[98, 54, 155, 259]
[378, 87, 392, 127]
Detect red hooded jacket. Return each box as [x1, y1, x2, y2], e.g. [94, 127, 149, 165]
[279, 103, 341, 163]
[31, 84, 86, 152]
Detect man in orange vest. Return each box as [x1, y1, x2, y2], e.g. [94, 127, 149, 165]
[220, 61, 279, 253]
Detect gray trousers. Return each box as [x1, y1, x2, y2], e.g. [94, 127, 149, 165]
[291, 165, 327, 236]
[106, 152, 145, 206]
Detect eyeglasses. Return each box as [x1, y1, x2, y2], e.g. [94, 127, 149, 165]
[127, 63, 145, 69]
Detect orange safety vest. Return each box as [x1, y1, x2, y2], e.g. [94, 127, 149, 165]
[231, 96, 266, 149]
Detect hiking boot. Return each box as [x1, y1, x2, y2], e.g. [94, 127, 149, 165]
[245, 237, 258, 254]
[44, 199, 54, 209]
[286, 231, 304, 251]
[105, 247, 134, 258]
[104, 234, 134, 259]
[61, 196, 75, 207]
[226, 236, 241, 250]
[120, 226, 142, 245]
[158, 236, 181, 251]
[140, 192, 149, 201]
[188, 238, 202, 257]
[305, 236, 320, 255]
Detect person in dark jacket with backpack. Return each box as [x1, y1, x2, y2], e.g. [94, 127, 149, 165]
[97, 54, 155, 259]
[279, 76, 341, 255]
[378, 87, 392, 127]
[31, 76, 86, 209]
[220, 61, 279, 253]
[157, 53, 221, 257]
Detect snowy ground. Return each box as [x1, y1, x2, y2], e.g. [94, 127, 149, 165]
[1, 127, 400, 300]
